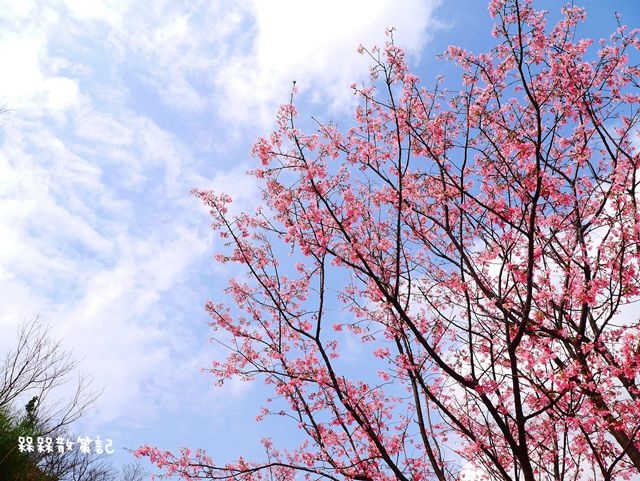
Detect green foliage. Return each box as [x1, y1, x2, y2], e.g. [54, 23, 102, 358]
[0, 402, 57, 481]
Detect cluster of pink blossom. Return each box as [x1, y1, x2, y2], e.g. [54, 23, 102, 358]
[137, 1, 640, 480]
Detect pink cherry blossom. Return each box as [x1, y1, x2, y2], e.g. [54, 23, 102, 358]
[137, 1, 640, 480]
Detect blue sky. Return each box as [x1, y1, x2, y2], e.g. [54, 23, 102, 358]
[0, 0, 638, 477]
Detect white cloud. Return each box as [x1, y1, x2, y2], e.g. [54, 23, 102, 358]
[42, 76, 80, 111]
[0, 36, 44, 101]
[0, 98, 255, 425]
[110, 0, 245, 113]
[215, 0, 442, 126]
[98, 0, 441, 128]
[62, 0, 133, 27]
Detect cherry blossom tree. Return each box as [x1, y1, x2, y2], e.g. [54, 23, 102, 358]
[137, 1, 640, 480]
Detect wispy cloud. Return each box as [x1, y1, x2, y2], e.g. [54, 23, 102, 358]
[0, 0, 257, 434]
[89, 0, 443, 128]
